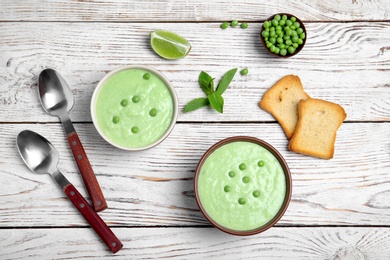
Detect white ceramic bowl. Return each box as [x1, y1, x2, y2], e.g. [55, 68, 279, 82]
[91, 65, 178, 151]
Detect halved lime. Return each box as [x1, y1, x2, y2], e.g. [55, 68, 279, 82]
[150, 30, 191, 60]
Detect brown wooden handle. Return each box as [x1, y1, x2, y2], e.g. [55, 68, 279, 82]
[67, 132, 107, 212]
[64, 184, 123, 254]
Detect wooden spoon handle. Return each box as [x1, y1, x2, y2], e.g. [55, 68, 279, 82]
[64, 183, 123, 254]
[67, 132, 107, 212]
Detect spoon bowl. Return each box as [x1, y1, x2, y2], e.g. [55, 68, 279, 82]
[38, 69, 74, 116]
[17, 130, 59, 176]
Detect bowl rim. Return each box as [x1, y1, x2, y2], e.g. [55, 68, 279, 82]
[194, 136, 292, 236]
[90, 65, 179, 151]
[260, 13, 307, 58]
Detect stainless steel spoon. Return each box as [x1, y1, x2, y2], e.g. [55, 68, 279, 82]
[16, 130, 123, 254]
[38, 69, 107, 212]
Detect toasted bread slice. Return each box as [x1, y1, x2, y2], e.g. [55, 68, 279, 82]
[259, 75, 310, 139]
[288, 98, 347, 159]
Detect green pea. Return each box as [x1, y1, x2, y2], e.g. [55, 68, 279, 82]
[240, 22, 248, 29]
[258, 160, 265, 167]
[224, 185, 231, 192]
[280, 49, 287, 56]
[290, 16, 297, 22]
[132, 95, 140, 103]
[282, 15, 288, 20]
[286, 39, 292, 46]
[292, 36, 299, 43]
[228, 171, 235, 178]
[288, 46, 296, 54]
[294, 22, 300, 28]
[242, 176, 250, 183]
[271, 20, 278, 26]
[238, 198, 246, 205]
[262, 30, 269, 38]
[221, 22, 229, 29]
[283, 35, 290, 40]
[279, 19, 285, 26]
[277, 30, 284, 37]
[297, 38, 303, 45]
[291, 30, 298, 37]
[300, 33, 306, 39]
[274, 47, 280, 54]
[131, 126, 139, 133]
[276, 25, 282, 31]
[289, 25, 296, 30]
[270, 45, 276, 52]
[274, 14, 281, 21]
[277, 37, 283, 44]
[239, 163, 246, 170]
[269, 30, 276, 37]
[120, 99, 128, 107]
[278, 43, 286, 49]
[149, 108, 157, 117]
[240, 68, 248, 75]
[293, 43, 299, 48]
[270, 26, 275, 31]
[266, 41, 273, 48]
[296, 28, 304, 34]
[112, 116, 120, 124]
[253, 190, 261, 198]
[286, 29, 292, 36]
[143, 73, 150, 80]
[286, 20, 292, 26]
[231, 20, 239, 27]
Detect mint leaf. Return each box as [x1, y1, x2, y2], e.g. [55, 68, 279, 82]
[185, 68, 235, 114]
[215, 68, 237, 95]
[198, 71, 214, 95]
[208, 92, 224, 113]
[184, 97, 210, 113]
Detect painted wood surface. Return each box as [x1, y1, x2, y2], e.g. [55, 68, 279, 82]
[1, 123, 389, 227]
[1, 227, 390, 259]
[1, 0, 389, 259]
[1, 0, 389, 22]
[0, 22, 389, 123]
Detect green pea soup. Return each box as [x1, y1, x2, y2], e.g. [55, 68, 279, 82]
[91, 66, 178, 150]
[195, 137, 291, 235]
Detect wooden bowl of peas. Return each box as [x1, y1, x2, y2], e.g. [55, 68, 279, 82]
[260, 13, 306, 57]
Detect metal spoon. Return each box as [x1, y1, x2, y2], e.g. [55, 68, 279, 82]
[16, 130, 123, 254]
[38, 69, 107, 212]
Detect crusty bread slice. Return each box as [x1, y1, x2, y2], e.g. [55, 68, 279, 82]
[259, 75, 310, 139]
[288, 98, 347, 159]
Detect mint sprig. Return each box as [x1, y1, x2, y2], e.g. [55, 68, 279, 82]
[184, 68, 237, 113]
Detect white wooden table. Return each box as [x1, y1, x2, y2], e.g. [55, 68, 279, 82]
[1, 1, 390, 259]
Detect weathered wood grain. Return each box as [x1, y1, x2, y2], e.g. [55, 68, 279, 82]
[0, 22, 389, 123]
[1, 122, 389, 227]
[0, 0, 389, 22]
[1, 1, 389, 259]
[1, 227, 389, 259]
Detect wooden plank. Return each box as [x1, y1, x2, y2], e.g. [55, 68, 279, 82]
[0, 0, 389, 22]
[0, 22, 389, 123]
[1, 227, 389, 259]
[1, 122, 389, 227]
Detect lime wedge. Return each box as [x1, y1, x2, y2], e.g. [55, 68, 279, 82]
[150, 30, 191, 60]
